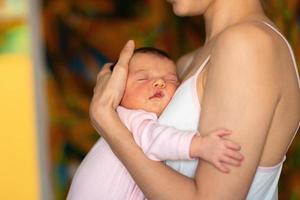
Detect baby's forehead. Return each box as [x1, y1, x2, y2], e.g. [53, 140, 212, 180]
[129, 52, 176, 70]
[129, 53, 176, 75]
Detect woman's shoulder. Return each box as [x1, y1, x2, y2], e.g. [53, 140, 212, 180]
[215, 20, 279, 51]
[211, 20, 282, 71]
[206, 20, 283, 93]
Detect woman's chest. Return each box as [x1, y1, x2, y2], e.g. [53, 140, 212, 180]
[158, 45, 214, 130]
[158, 72, 204, 131]
[179, 46, 213, 100]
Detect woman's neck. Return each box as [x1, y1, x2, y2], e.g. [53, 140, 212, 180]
[204, 0, 266, 43]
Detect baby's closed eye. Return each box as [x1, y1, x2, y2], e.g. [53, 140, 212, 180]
[164, 76, 179, 84]
[136, 75, 150, 82]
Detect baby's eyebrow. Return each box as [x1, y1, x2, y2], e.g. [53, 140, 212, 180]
[133, 69, 148, 74]
[165, 73, 178, 77]
[132, 70, 177, 77]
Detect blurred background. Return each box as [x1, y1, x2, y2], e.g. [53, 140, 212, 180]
[0, 0, 299, 199]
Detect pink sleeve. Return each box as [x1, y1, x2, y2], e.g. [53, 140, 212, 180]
[117, 106, 197, 161]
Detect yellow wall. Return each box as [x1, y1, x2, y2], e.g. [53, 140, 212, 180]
[0, 54, 40, 200]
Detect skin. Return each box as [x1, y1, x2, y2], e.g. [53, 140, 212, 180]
[90, 0, 300, 199]
[120, 53, 179, 116]
[119, 52, 244, 172]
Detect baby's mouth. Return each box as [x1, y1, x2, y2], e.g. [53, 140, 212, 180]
[149, 91, 164, 99]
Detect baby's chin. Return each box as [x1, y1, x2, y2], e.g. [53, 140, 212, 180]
[119, 102, 164, 116]
[145, 107, 164, 117]
[153, 110, 162, 117]
[136, 106, 163, 117]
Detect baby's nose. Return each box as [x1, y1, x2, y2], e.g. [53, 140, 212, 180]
[153, 78, 166, 88]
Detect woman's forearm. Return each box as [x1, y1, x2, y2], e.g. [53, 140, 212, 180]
[97, 108, 200, 200]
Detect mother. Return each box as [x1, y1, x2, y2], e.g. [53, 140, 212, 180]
[90, 0, 300, 199]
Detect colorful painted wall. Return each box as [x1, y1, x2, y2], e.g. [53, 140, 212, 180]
[41, 0, 300, 199]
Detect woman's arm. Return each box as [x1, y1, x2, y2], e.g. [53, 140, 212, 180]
[190, 24, 281, 199]
[92, 23, 280, 199]
[117, 106, 243, 171]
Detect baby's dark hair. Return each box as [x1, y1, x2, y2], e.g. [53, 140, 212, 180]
[110, 47, 171, 71]
[134, 47, 171, 59]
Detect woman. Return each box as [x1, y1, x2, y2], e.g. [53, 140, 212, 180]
[90, 0, 300, 199]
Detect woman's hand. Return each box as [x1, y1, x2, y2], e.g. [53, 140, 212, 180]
[89, 40, 135, 130]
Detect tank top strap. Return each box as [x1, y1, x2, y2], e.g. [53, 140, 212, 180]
[194, 55, 211, 77]
[260, 21, 300, 88]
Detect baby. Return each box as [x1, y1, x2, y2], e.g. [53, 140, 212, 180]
[67, 47, 243, 200]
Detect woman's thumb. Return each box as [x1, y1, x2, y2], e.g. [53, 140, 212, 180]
[116, 40, 135, 68]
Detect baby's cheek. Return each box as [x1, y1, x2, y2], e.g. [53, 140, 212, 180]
[120, 92, 130, 107]
[120, 85, 136, 105]
[169, 85, 178, 96]
[120, 86, 146, 109]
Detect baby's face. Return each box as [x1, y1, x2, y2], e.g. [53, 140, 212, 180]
[120, 53, 179, 116]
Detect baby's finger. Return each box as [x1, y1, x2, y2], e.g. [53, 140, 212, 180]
[221, 155, 242, 167]
[215, 161, 230, 173]
[214, 129, 232, 137]
[224, 149, 244, 161]
[225, 141, 241, 151]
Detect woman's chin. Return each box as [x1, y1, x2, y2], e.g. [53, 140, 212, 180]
[172, 7, 187, 16]
[172, 6, 199, 17]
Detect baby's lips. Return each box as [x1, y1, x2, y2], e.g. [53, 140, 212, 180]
[149, 90, 164, 99]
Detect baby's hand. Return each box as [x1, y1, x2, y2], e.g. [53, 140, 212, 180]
[190, 129, 243, 173]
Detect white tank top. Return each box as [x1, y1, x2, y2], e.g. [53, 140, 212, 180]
[158, 21, 300, 199]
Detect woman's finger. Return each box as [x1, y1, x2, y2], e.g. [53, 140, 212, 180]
[110, 40, 134, 84]
[108, 40, 135, 108]
[97, 63, 114, 80]
[93, 63, 114, 94]
[94, 73, 111, 94]
[92, 40, 135, 111]
[114, 40, 135, 69]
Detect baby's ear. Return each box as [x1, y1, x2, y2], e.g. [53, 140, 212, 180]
[109, 62, 117, 71]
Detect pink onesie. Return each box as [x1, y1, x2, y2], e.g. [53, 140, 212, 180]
[67, 106, 196, 200]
